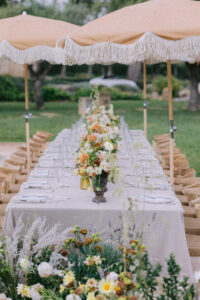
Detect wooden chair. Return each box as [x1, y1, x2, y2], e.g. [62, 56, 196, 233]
[36, 130, 53, 140]
[175, 177, 200, 186]
[154, 134, 169, 143]
[184, 217, 200, 235]
[184, 188, 200, 201]
[176, 195, 189, 206]
[186, 234, 200, 256]
[0, 216, 5, 231]
[183, 206, 195, 218]
[0, 204, 7, 216]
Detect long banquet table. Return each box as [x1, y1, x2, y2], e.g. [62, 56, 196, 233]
[4, 122, 193, 280]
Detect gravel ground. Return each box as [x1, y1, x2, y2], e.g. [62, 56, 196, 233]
[0, 142, 24, 164]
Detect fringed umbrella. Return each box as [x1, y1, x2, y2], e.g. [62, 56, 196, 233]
[0, 12, 79, 172]
[65, 0, 200, 184]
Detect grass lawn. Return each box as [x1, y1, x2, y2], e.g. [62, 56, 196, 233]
[0, 100, 200, 175]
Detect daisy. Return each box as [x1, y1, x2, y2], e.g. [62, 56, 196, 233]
[63, 271, 75, 286]
[98, 279, 116, 295]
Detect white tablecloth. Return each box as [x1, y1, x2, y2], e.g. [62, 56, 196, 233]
[4, 126, 193, 281]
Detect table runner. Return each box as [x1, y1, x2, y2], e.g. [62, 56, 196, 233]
[4, 122, 193, 280]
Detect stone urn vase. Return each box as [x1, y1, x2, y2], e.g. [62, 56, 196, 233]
[92, 172, 108, 203]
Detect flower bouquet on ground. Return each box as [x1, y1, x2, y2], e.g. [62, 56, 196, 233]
[74, 89, 121, 203]
[0, 221, 195, 300]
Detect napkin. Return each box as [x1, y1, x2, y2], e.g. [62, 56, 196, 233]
[38, 161, 55, 168]
[128, 196, 175, 204]
[43, 153, 60, 160]
[22, 182, 49, 189]
[31, 170, 49, 178]
[16, 194, 51, 203]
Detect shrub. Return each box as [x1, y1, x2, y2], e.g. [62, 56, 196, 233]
[152, 75, 181, 97]
[42, 86, 71, 101]
[110, 90, 143, 101]
[73, 88, 93, 102]
[0, 75, 18, 101]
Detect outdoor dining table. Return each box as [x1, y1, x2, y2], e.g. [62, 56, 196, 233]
[4, 123, 193, 281]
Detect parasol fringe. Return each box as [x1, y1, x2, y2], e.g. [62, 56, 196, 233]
[0, 40, 66, 65]
[64, 32, 200, 65]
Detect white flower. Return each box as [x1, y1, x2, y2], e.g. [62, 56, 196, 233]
[66, 294, 81, 300]
[87, 292, 96, 300]
[98, 278, 116, 295]
[86, 166, 95, 176]
[93, 256, 102, 265]
[17, 284, 31, 298]
[95, 167, 102, 175]
[104, 142, 114, 152]
[63, 271, 75, 286]
[100, 161, 110, 173]
[19, 258, 31, 271]
[194, 271, 200, 282]
[0, 294, 7, 300]
[106, 272, 118, 281]
[30, 284, 43, 300]
[86, 278, 98, 289]
[113, 126, 119, 134]
[37, 262, 52, 278]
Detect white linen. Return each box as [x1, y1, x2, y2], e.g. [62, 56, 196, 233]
[4, 124, 193, 281]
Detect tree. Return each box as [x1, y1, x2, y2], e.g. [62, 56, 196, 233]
[29, 62, 52, 110]
[186, 63, 200, 112]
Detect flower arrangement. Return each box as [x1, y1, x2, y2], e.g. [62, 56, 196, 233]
[0, 219, 195, 300]
[74, 89, 121, 200]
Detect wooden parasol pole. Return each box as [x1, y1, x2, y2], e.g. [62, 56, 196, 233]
[143, 60, 148, 138]
[25, 63, 31, 174]
[167, 60, 174, 185]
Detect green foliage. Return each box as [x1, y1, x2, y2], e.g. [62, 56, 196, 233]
[152, 75, 182, 97]
[73, 87, 93, 102]
[110, 90, 142, 101]
[0, 2, 24, 19]
[61, 3, 89, 25]
[108, 0, 147, 12]
[157, 254, 195, 300]
[42, 86, 71, 102]
[0, 75, 34, 102]
[0, 75, 18, 101]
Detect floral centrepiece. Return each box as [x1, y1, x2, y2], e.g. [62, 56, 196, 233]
[74, 92, 121, 203]
[0, 220, 195, 300]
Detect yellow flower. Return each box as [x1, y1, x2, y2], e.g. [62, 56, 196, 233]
[63, 271, 75, 286]
[87, 292, 96, 300]
[98, 279, 116, 295]
[79, 167, 86, 176]
[114, 286, 120, 293]
[60, 285, 65, 294]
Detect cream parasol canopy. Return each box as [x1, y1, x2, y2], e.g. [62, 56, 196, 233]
[65, 0, 200, 184]
[66, 0, 200, 65]
[0, 12, 79, 173]
[0, 12, 79, 65]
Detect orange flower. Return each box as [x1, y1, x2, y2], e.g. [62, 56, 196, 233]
[94, 142, 102, 148]
[84, 237, 93, 246]
[80, 229, 88, 235]
[92, 123, 101, 132]
[95, 245, 103, 253]
[80, 153, 89, 163]
[87, 134, 97, 143]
